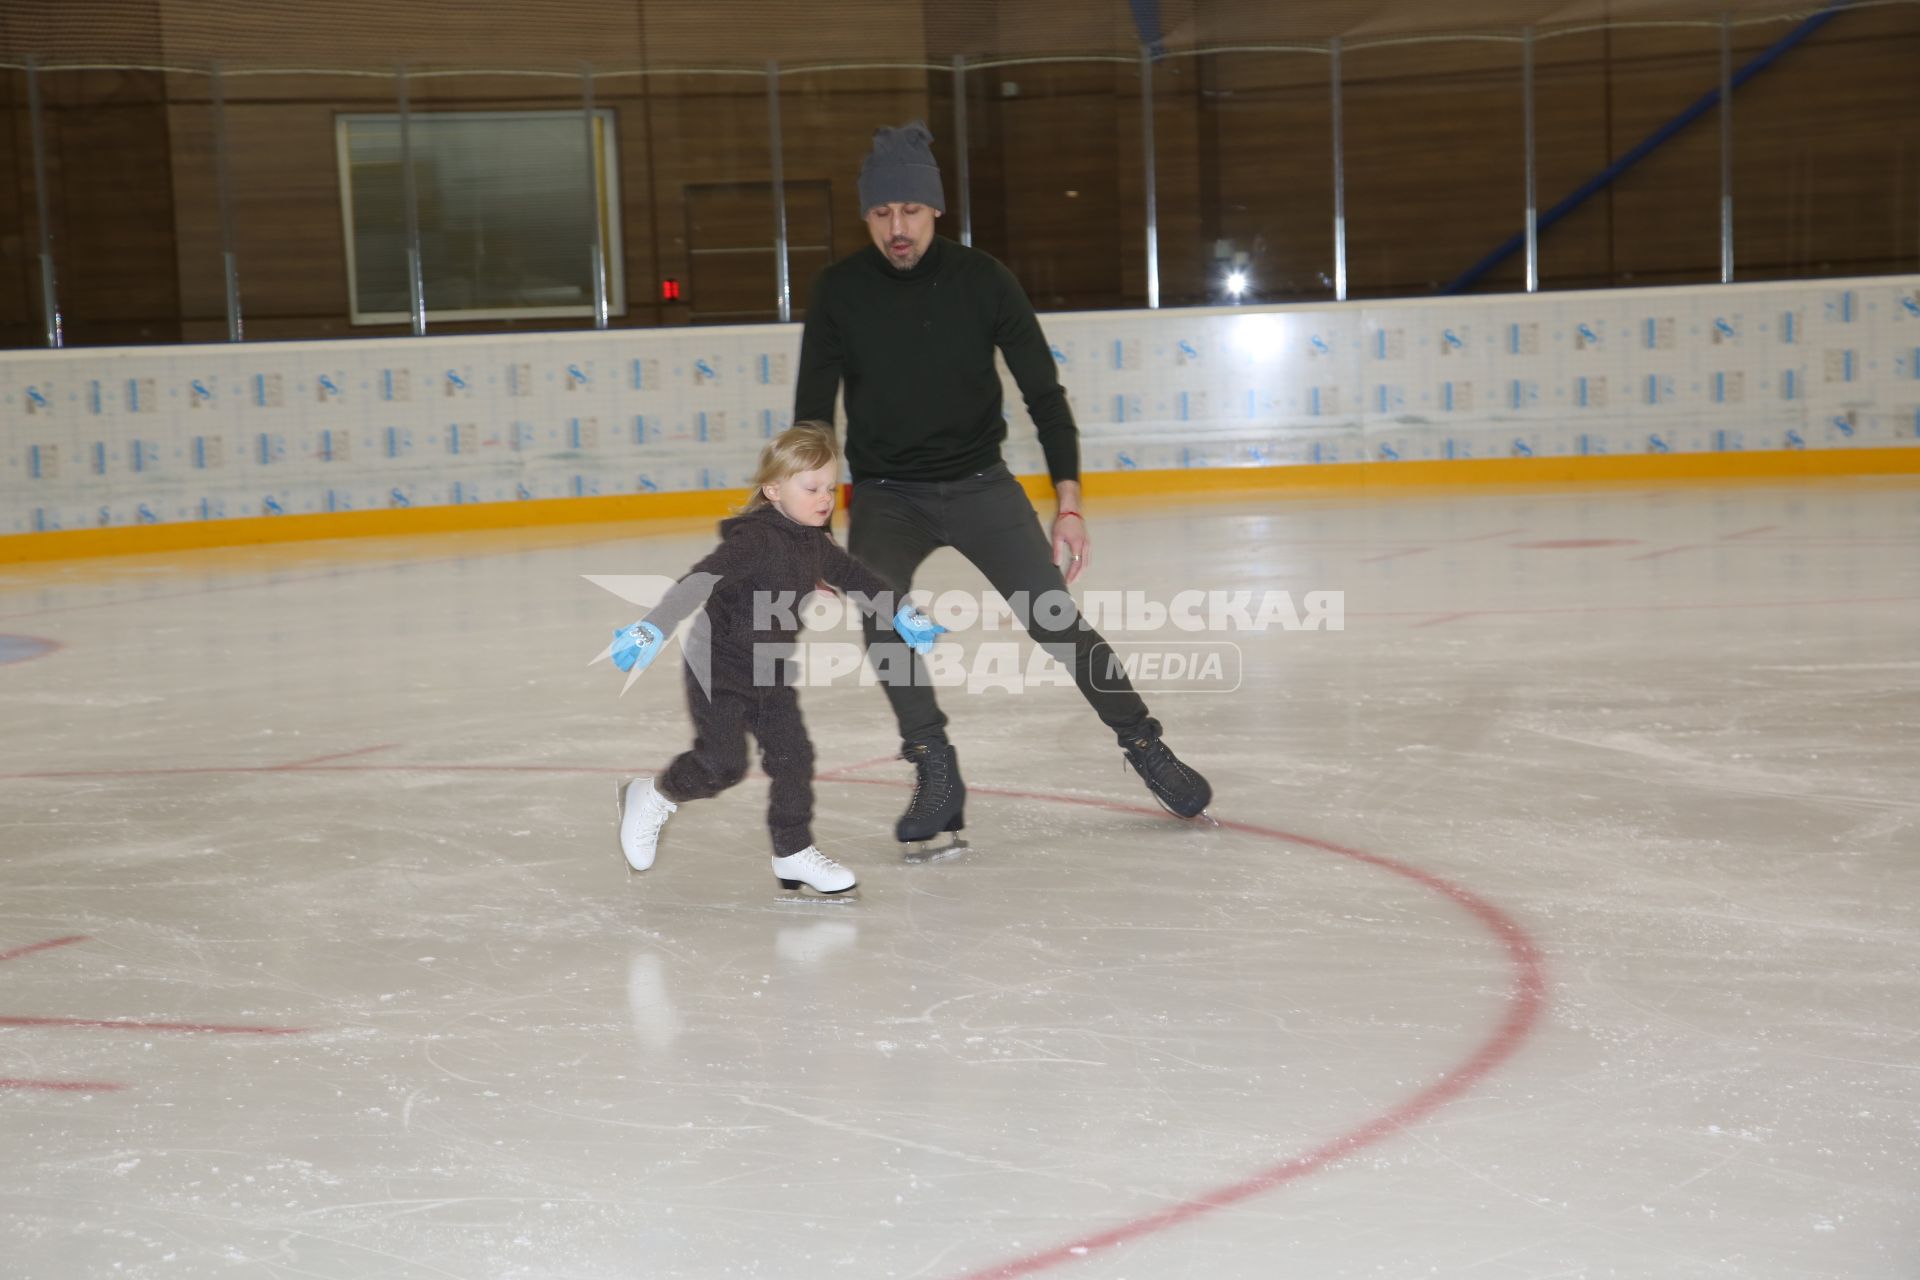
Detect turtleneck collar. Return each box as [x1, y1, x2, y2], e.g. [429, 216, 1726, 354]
[864, 234, 949, 283]
[722, 502, 828, 540]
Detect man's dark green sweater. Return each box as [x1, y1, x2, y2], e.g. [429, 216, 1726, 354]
[792, 236, 1079, 485]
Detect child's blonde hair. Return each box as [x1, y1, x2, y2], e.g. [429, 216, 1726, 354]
[742, 420, 839, 512]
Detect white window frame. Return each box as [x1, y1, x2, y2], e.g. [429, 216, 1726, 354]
[336, 108, 625, 325]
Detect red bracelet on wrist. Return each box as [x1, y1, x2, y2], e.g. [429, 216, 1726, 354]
[1056, 510, 1083, 521]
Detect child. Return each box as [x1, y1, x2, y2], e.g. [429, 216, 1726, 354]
[608, 422, 944, 898]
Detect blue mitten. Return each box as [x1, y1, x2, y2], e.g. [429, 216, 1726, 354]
[891, 604, 947, 656]
[611, 620, 665, 673]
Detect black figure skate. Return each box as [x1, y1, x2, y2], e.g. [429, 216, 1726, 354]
[1121, 719, 1217, 825]
[897, 740, 968, 863]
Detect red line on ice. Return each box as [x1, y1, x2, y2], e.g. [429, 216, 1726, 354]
[0, 754, 660, 781]
[267, 743, 399, 770]
[823, 777, 1548, 1280]
[0, 1016, 304, 1036]
[0, 936, 88, 964]
[1, 934, 305, 1103]
[0, 937, 127, 1092]
[814, 751, 904, 780]
[1510, 538, 1639, 549]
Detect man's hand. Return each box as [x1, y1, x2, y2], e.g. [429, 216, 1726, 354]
[1051, 479, 1089, 585]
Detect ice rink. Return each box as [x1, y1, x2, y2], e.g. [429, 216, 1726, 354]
[2, 479, 1917, 1279]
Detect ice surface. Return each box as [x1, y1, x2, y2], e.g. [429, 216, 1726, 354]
[1, 483, 1916, 1278]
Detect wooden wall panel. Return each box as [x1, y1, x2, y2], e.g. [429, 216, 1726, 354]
[168, 72, 405, 342]
[219, 101, 361, 336]
[1343, 43, 1527, 298]
[776, 67, 933, 259]
[1138, 57, 1209, 308]
[1731, 10, 1920, 280]
[4, 2, 1919, 348]
[150, 0, 648, 72]
[1197, 51, 1339, 305]
[989, 63, 1128, 311]
[991, 0, 1134, 58]
[601, 84, 664, 329]
[1604, 27, 1725, 285]
[954, 67, 1011, 274]
[1, 71, 36, 348]
[642, 0, 925, 68]
[39, 70, 180, 346]
[162, 99, 222, 336]
[641, 73, 774, 327]
[168, 73, 669, 341]
[9, 0, 169, 345]
[1529, 33, 1615, 292]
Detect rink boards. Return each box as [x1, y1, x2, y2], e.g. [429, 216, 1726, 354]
[4, 272, 1920, 556]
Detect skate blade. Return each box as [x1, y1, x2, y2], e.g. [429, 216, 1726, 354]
[1149, 792, 1219, 828]
[773, 885, 861, 907]
[902, 835, 970, 865]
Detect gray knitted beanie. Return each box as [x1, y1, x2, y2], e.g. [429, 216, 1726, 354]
[857, 122, 946, 213]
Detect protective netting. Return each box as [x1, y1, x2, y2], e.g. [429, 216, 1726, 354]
[1, 0, 1907, 72]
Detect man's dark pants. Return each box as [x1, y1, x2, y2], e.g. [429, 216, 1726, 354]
[846, 463, 1150, 745]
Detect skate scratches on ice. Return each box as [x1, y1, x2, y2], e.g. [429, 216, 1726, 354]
[725, 1094, 1121, 1192]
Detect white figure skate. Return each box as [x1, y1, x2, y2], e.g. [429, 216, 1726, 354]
[771, 845, 859, 904]
[615, 776, 677, 873]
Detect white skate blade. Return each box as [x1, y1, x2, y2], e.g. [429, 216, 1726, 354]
[772, 885, 861, 907]
[901, 834, 970, 865]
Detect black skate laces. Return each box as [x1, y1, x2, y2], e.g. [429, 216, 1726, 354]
[901, 744, 955, 815]
[1122, 734, 1200, 794]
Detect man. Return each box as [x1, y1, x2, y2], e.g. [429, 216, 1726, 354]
[792, 121, 1212, 849]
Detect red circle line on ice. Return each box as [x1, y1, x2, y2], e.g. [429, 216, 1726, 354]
[0, 748, 1545, 1271]
[820, 768, 1549, 1280]
[1509, 537, 1640, 549]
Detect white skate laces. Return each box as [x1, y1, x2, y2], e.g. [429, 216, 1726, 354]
[617, 777, 678, 872]
[771, 845, 857, 895]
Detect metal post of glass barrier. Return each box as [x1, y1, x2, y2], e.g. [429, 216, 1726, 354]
[212, 61, 244, 340]
[583, 62, 609, 329]
[1523, 28, 1539, 294]
[26, 56, 63, 348]
[397, 64, 426, 335]
[953, 55, 973, 248]
[1141, 43, 1160, 309]
[767, 61, 792, 324]
[1331, 38, 1347, 302]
